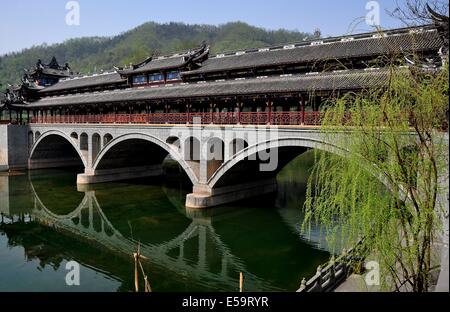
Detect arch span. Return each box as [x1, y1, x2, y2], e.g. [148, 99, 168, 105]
[208, 137, 346, 188]
[91, 133, 199, 185]
[29, 130, 87, 170]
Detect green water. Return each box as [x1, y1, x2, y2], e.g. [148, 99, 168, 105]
[0, 151, 329, 292]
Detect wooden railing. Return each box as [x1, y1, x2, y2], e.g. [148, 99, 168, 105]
[30, 112, 324, 126]
[297, 240, 366, 292]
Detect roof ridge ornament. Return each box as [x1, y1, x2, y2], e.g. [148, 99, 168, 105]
[428, 5, 449, 53]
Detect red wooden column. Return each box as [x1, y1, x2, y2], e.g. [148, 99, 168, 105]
[165, 104, 171, 124]
[128, 106, 132, 124]
[186, 104, 192, 125]
[146, 105, 150, 124]
[209, 103, 216, 124]
[266, 101, 273, 125]
[301, 95, 306, 125]
[237, 102, 243, 125]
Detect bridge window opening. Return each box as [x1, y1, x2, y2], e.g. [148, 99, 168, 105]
[92, 133, 101, 162]
[80, 133, 88, 151]
[184, 137, 201, 162]
[35, 131, 41, 141]
[167, 136, 181, 149]
[70, 132, 78, 140]
[103, 134, 113, 146]
[207, 138, 225, 180]
[230, 138, 248, 158]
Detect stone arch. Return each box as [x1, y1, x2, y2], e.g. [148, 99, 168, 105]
[29, 130, 87, 169]
[209, 137, 345, 188]
[92, 133, 198, 185]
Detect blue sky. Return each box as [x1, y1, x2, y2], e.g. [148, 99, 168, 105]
[0, 0, 408, 56]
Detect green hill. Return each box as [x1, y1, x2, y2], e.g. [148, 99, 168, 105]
[0, 21, 312, 91]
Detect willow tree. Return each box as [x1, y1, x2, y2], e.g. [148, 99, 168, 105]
[303, 63, 449, 292]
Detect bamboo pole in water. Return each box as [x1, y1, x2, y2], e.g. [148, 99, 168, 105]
[134, 243, 141, 292]
[134, 252, 139, 292]
[239, 272, 244, 292]
[134, 242, 152, 292]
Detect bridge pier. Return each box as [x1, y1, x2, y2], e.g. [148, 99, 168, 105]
[185, 178, 278, 209]
[77, 165, 163, 184]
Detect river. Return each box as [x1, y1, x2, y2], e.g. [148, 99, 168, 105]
[0, 150, 329, 292]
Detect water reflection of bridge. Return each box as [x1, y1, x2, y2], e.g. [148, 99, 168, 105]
[28, 180, 282, 292]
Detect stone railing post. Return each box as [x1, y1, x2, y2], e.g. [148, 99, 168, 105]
[298, 278, 307, 292]
[328, 256, 336, 289]
[313, 265, 323, 291]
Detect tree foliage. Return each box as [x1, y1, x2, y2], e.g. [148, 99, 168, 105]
[303, 64, 449, 292]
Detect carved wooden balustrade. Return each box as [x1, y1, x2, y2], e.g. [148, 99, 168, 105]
[30, 111, 325, 126]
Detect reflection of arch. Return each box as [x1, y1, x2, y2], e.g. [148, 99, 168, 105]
[209, 137, 344, 188]
[29, 130, 87, 168]
[30, 180, 89, 221]
[92, 133, 198, 185]
[29, 180, 280, 291]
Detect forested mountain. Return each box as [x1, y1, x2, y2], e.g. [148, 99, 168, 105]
[0, 21, 312, 90]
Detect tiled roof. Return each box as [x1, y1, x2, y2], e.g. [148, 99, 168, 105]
[183, 29, 442, 76]
[25, 68, 393, 107]
[39, 72, 126, 93]
[118, 55, 189, 75]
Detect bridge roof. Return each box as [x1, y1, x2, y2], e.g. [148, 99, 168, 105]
[183, 27, 442, 76]
[117, 44, 209, 75]
[23, 68, 393, 108]
[118, 55, 189, 75]
[39, 72, 126, 94]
